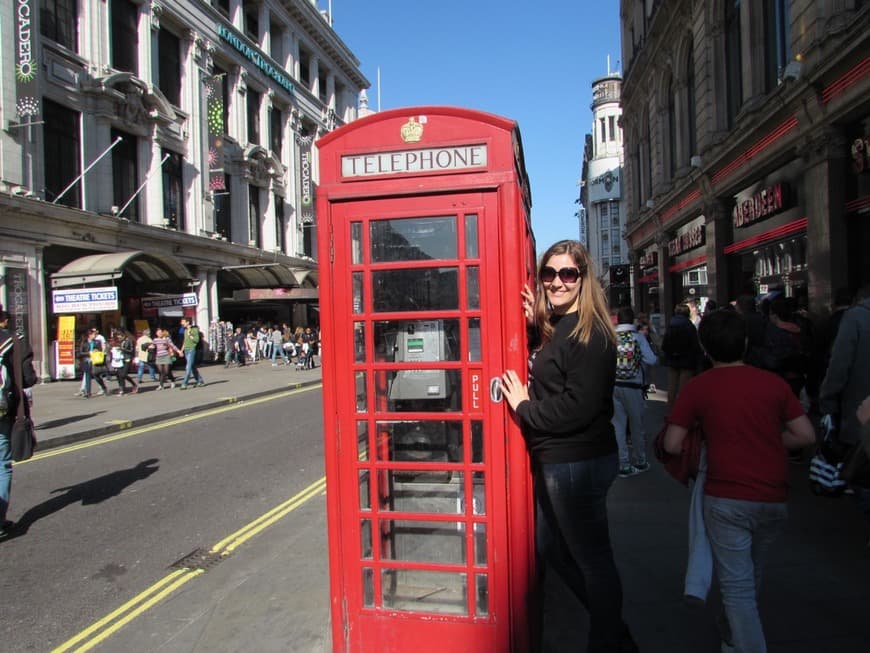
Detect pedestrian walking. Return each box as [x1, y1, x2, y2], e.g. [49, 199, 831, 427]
[819, 284, 870, 524]
[106, 329, 138, 395]
[270, 326, 290, 365]
[1, 305, 38, 539]
[611, 306, 658, 478]
[150, 327, 180, 389]
[661, 303, 703, 408]
[135, 328, 158, 383]
[499, 239, 638, 653]
[76, 329, 108, 398]
[178, 317, 205, 389]
[664, 310, 815, 652]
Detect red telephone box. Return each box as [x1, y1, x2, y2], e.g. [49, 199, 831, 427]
[317, 107, 537, 652]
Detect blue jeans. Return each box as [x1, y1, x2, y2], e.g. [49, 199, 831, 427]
[1, 420, 12, 523]
[136, 360, 158, 381]
[271, 343, 288, 363]
[535, 453, 632, 652]
[612, 385, 648, 467]
[703, 496, 787, 653]
[181, 349, 203, 386]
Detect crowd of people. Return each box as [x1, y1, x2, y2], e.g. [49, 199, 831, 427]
[71, 319, 321, 399]
[499, 238, 870, 653]
[213, 322, 320, 370]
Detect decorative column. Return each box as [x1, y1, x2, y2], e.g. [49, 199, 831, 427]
[803, 126, 849, 313]
[703, 199, 731, 306]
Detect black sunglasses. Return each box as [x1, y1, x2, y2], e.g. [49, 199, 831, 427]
[540, 266, 582, 284]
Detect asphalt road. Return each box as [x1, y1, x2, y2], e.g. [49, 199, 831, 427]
[0, 386, 329, 653]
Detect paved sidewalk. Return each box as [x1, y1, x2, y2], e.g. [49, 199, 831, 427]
[30, 357, 323, 451]
[24, 364, 870, 651]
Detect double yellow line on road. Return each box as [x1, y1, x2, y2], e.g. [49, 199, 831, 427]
[48, 385, 326, 653]
[52, 476, 328, 653]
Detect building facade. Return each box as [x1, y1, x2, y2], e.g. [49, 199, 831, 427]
[582, 73, 631, 308]
[1, 0, 368, 379]
[620, 0, 870, 319]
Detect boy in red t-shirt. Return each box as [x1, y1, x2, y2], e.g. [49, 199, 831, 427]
[664, 309, 815, 652]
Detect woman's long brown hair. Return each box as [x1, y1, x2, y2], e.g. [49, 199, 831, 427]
[534, 240, 617, 347]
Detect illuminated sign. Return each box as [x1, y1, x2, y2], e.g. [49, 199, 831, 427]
[668, 223, 705, 257]
[341, 145, 488, 178]
[732, 182, 787, 228]
[217, 24, 294, 95]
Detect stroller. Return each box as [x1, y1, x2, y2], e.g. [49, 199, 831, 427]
[295, 343, 310, 370]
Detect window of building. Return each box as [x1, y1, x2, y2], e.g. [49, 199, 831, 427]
[214, 175, 231, 239]
[111, 0, 139, 74]
[318, 68, 329, 104]
[244, 5, 259, 42]
[247, 88, 261, 145]
[249, 185, 262, 247]
[111, 129, 139, 221]
[763, 0, 790, 91]
[686, 42, 697, 159]
[725, 0, 743, 128]
[608, 116, 616, 142]
[162, 150, 185, 230]
[632, 145, 642, 210]
[41, 0, 78, 51]
[299, 47, 311, 87]
[600, 204, 609, 221]
[683, 265, 708, 287]
[213, 0, 230, 18]
[270, 106, 283, 155]
[270, 18, 284, 64]
[43, 99, 80, 208]
[667, 76, 677, 177]
[600, 118, 607, 144]
[644, 121, 652, 199]
[157, 28, 181, 107]
[611, 202, 620, 226]
[275, 194, 286, 253]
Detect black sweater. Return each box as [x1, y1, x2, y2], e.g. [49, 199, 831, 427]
[516, 312, 618, 464]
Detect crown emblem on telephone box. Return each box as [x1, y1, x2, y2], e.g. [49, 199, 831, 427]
[400, 117, 423, 143]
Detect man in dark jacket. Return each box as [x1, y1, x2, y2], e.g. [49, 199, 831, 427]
[1, 306, 38, 539]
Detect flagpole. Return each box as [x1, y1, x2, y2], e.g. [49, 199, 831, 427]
[116, 153, 171, 218]
[52, 136, 124, 204]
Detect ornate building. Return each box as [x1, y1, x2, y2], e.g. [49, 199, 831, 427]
[0, 0, 368, 379]
[620, 0, 870, 318]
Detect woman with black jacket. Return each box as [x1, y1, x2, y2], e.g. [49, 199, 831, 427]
[500, 240, 637, 653]
[661, 303, 703, 407]
[77, 329, 108, 398]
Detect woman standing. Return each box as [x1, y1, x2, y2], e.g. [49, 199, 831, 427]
[499, 240, 637, 653]
[107, 329, 138, 395]
[150, 327, 181, 389]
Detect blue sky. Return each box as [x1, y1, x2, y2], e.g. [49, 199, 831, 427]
[323, 1, 623, 255]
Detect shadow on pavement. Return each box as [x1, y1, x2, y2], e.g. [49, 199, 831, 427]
[35, 411, 108, 430]
[5, 459, 161, 539]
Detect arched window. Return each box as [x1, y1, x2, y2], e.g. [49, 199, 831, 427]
[725, 0, 743, 128]
[686, 41, 697, 159]
[668, 75, 677, 178]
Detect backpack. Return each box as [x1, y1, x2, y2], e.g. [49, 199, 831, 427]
[615, 330, 642, 380]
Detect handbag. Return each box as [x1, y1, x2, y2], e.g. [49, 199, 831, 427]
[653, 419, 702, 486]
[89, 349, 105, 365]
[10, 338, 36, 462]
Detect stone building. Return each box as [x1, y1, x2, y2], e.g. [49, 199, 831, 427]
[0, 0, 368, 379]
[619, 0, 870, 318]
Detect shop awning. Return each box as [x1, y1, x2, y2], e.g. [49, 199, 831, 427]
[220, 263, 316, 289]
[51, 251, 192, 288]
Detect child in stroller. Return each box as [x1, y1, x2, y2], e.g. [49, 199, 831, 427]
[295, 339, 311, 370]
